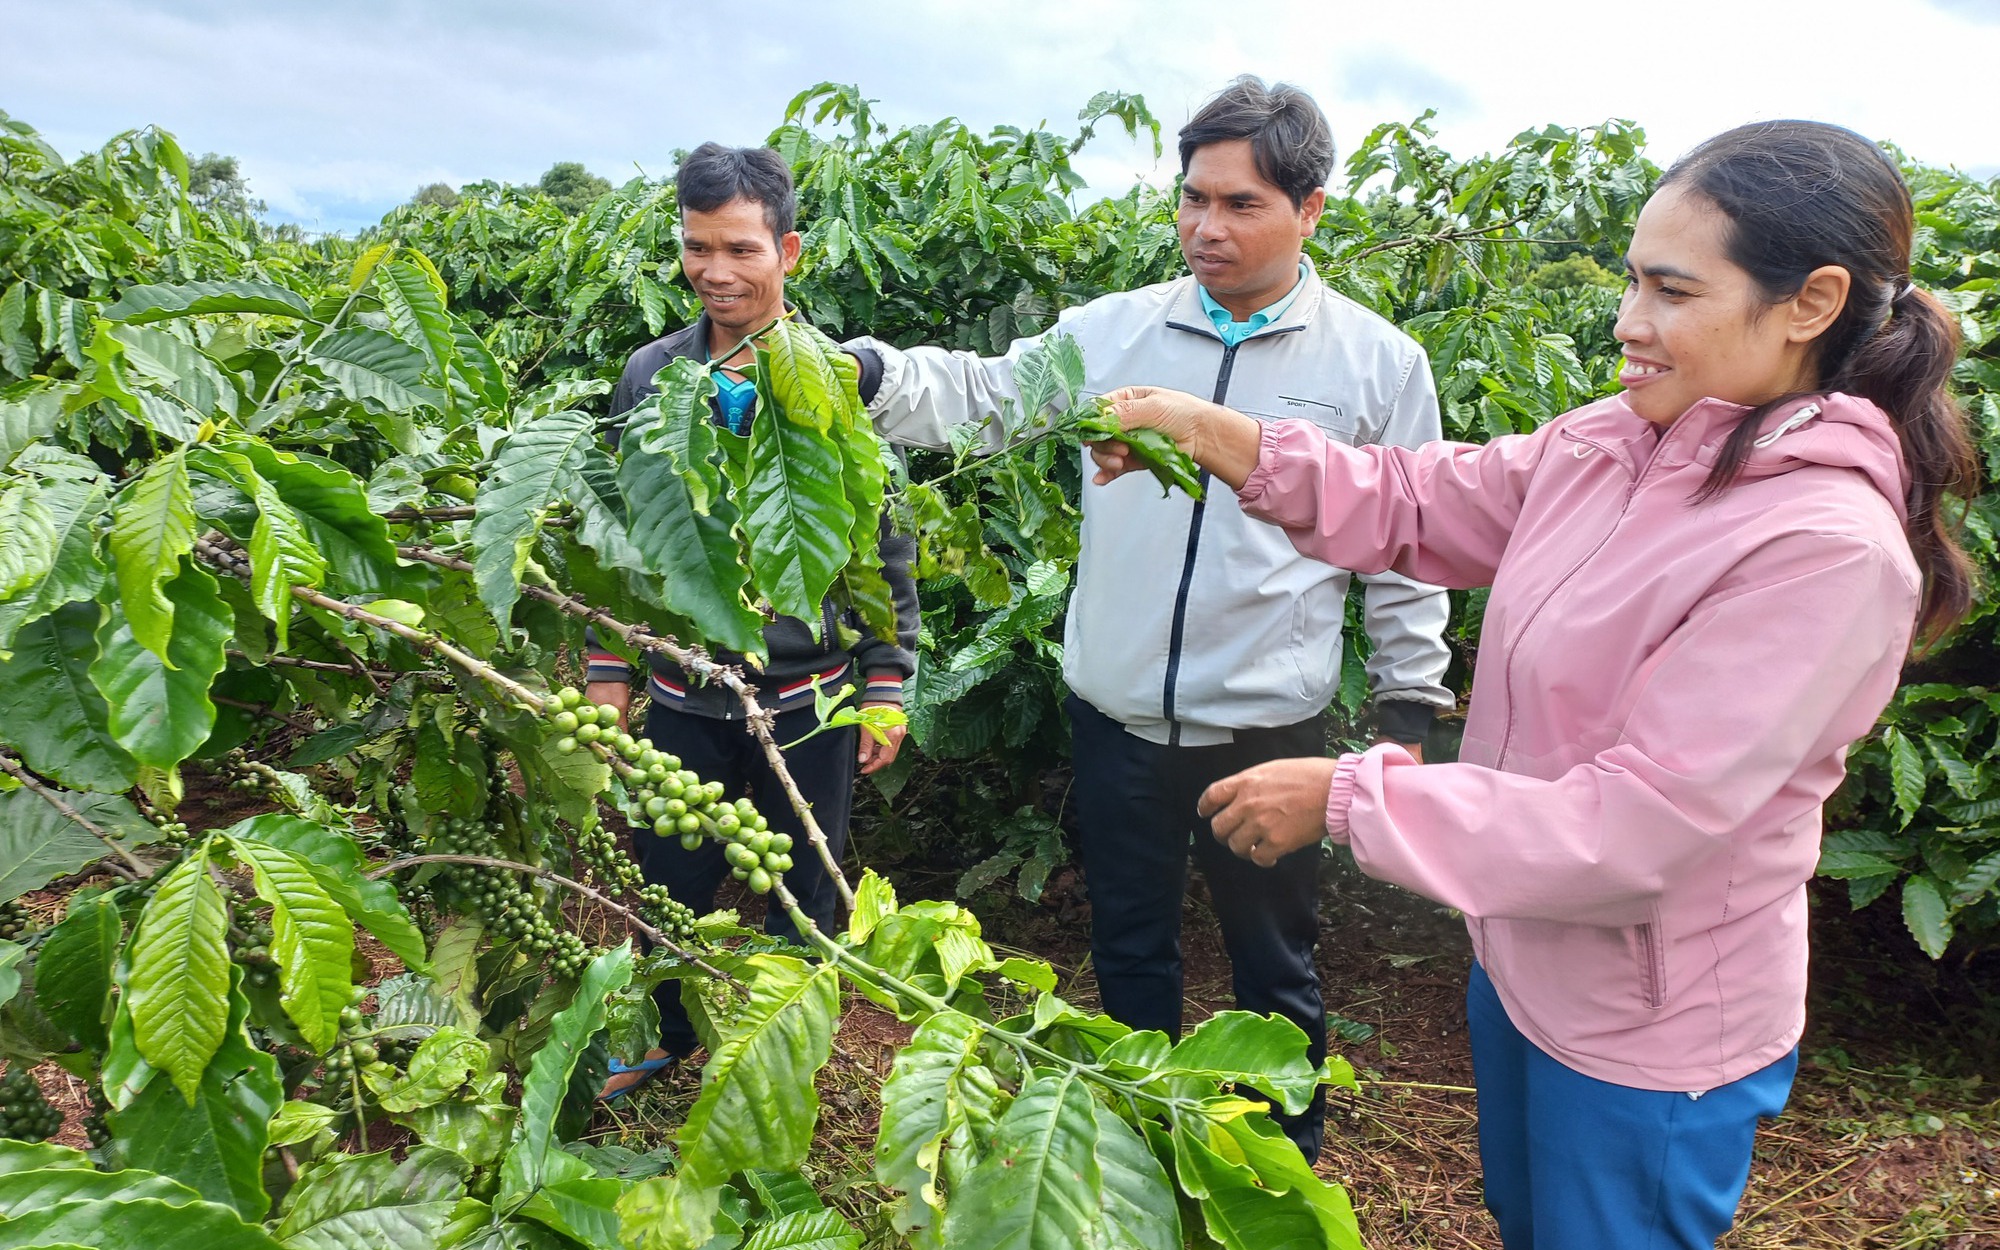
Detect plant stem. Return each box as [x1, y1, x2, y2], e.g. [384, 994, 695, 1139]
[211, 694, 318, 736]
[882, 421, 1069, 498]
[225, 650, 407, 679]
[378, 504, 475, 522]
[395, 543, 859, 915]
[774, 889, 1197, 1114]
[367, 853, 740, 987]
[0, 752, 149, 879]
[349, 1063, 369, 1152]
[1340, 213, 1549, 262]
[377, 504, 576, 529]
[194, 538, 546, 712]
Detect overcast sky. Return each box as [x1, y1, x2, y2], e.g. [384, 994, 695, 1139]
[6, 0, 1998, 234]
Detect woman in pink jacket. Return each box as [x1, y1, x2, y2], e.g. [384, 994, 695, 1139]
[1093, 120, 1979, 1248]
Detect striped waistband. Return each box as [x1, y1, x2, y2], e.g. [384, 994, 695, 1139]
[647, 659, 854, 709]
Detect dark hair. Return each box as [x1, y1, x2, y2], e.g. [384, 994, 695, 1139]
[1663, 120, 1979, 645]
[675, 142, 797, 241]
[1178, 76, 1334, 210]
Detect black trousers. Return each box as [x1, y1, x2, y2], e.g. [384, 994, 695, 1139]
[1068, 694, 1329, 1161]
[636, 701, 856, 1055]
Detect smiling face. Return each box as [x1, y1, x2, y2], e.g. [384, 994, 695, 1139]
[1178, 139, 1325, 320]
[1614, 184, 1836, 427]
[678, 197, 801, 350]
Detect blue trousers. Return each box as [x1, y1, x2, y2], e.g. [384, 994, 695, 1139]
[1467, 962, 1796, 1249]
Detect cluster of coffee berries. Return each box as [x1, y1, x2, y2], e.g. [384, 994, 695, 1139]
[0, 900, 33, 941]
[313, 986, 380, 1105]
[542, 686, 788, 897]
[718, 822, 796, 897]
[317, 1040, 360, 1097]
[230, 900, 279, 990]
[375, 1036, 419, 1067]
[148, 810, 193, 846]
[573, 824, 700, 941]
[224, 749, 291, 796]
[545, 687, 638, 757]
[83, 1086, 110, 1148]
[426, 815, 590, 977]
[0, 1066, 62, 1142]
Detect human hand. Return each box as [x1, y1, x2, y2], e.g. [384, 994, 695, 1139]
[855, 703, 908, 775]
[1090, 386, 1264, 490]
[1197, 756, 1338, 868]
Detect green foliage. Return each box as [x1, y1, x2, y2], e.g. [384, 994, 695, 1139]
[1527, 254, 1622, 291]
[412, 182, 463, 212]
[123, 849, 232, 1101]
[1815, 161, 2000, 952]
[1075, 396, 1204, 499]
[274, 1146, 470, 1249]
[0, 787, 158, 902]
[186, 154, 265, 219]
[536, 163, 613, 216]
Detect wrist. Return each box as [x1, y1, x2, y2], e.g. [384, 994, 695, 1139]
[1196, 403, 1265, 491]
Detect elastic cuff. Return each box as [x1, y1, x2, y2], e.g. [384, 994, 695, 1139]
[859, 672, 905, 708]
[849, 347, 885, 407]
[585, 652, 632, 683]
[1325, 752, 1367, 845]
[1373, 700, 1436, 745]
[1233, 421, 1289, 506]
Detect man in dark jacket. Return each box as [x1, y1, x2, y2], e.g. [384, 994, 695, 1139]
[591, 143, 919, 1096]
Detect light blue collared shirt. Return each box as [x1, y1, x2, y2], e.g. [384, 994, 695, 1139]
[712, 373, 757, 435]
[1198, 260, 1310, 346]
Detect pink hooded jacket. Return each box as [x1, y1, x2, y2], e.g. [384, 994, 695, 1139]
[1236, 391, 1919, 1091]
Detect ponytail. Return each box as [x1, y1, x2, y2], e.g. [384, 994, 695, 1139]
[1667, 121, 1982, 646]
[1838, 286, 1978, 645]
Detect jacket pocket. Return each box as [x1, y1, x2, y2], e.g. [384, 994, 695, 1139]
[1266, 397, 1359, 443]
[1634, 909, 1670, 1010]
[1288, 595, 1312, 699]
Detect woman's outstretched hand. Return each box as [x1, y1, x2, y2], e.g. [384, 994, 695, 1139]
[1089, 386, 1265, 491]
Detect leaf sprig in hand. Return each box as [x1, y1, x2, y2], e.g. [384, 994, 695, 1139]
[1076, 397, 1204, 500]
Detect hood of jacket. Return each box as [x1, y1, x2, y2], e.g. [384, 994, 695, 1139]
[1565, 391, 1911, 519]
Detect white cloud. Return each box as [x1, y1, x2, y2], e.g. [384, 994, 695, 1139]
[5, 0, 1996, 232]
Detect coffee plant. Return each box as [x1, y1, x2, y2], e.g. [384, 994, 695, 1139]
[0, 77, 1993, 1250]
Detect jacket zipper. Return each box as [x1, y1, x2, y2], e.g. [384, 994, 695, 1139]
[1493, 425, 1670, 766]
[1161, 340, 1239, 744]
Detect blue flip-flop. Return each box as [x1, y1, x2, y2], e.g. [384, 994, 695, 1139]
[600, 1052, 676, 1103]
